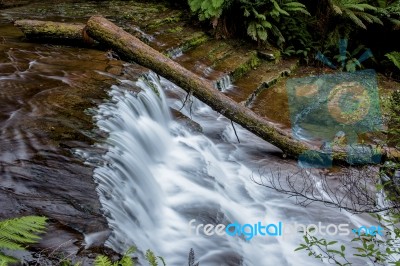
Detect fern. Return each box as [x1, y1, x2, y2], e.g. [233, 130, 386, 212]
[241, 0, 309, 44]
[94, 255, 113, 266]
[188, 248, 199, 266]
[376, 0, 400, 28]
[94, 246, 166, 266]
[94, 254, 135, 266]
[329, 0, 383, 29]
[385, 51, 400, 70]
[142, 249, 165, 266]
[94, 246, 137, 266]
[0, 216, 47, 265]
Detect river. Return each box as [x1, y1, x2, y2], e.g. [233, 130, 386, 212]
[0, 3, 379, 266]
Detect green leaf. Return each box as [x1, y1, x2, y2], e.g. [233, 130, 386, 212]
[385, 51, 400, 70]
[327, 249, 342, 254]
[294, 244, 307, 251]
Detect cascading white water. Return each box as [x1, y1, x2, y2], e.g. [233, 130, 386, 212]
[215, 75, 233, 92]
[84, 72, 374, 266]
[167, 47, 184, 59]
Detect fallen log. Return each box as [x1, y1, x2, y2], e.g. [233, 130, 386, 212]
[84, 16, 333, 160]
[14, 20, 94, 45]
[16, 17, 392, 163]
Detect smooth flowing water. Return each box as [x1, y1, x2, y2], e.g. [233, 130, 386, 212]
[78, 71, 375, 265]
[0, 10, 377, 266]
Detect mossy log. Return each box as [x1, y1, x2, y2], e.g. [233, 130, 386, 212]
[15, 17, 395, 162]
[14, 20, 94, 44]
[85, 16, 340, 160]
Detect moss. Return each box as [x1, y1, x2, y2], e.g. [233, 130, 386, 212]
[145, 12, 183, 30]
[207, 42, 231, 62]
[16, 20, 84, 40]
[231, 52, 260, 81]
[180, 32, 209, 52]
[273, 49, 281, 63]
[167, 26, 183, 33]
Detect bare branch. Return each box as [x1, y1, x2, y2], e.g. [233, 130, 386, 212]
[251, 166, 400, 214]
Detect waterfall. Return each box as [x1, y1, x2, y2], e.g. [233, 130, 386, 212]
[167, 47, 183, 59]
[215, 75, 233, 92]
[81, 71, 371, 266]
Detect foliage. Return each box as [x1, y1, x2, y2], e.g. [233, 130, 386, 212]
[188, 0, 230, 21]
[385, 51, 400, 71]
[145, 249, 166, 266]
[333, 44, 373, 72]
[329, 0, 383, 29]
[188, 248, 200, 266]
[0, 218, 201, 266]
[280, 15, 313, 60]
[295, 229, 350, 265]
[241, 0, 310, 44]
[294, 92, 400, 265]
[375, 0, 400, 29]
[94, 246, 166, 266]
[295, 215, 400, 265]
[388, 89, 400, 148]
[184, 0, 399, 71]
[0, 216, 47, 265]
[188, 0, 309, 45]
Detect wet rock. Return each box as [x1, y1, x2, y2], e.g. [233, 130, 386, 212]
[0, 22, 147, 264]
[171, 109, 203, 133]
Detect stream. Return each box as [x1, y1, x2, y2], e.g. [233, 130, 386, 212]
[0, 5, 379, 266]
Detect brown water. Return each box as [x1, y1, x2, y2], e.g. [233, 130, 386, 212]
[0, 17, 148, 263]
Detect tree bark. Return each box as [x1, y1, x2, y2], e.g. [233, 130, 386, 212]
[14, 20, 94, 45]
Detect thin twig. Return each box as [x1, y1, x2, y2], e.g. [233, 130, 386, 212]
[231, 120, 240, 143]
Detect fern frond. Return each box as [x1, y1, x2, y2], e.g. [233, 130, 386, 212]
[0, 216, 47, 265]
[124, 246, 137, 256]
[344, 10, 367, 28]
[329, 0, 382, 28]
[0, 238, 25, 250]
[283, 1, 311, 15]
[271, 0, 290, 16]
[331, 3, 343, 14]
[188, 248, 199, 266]
[357, 12, 383, 25]
[385, 51, 400, 70]
[94, 255, 113, 266]
[271, 24, 285, 47]
[0, 254, 18, 265]
[145, 250, 158, 266]
[118, 255, 134, 266]
[355, 3, 377, 11]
